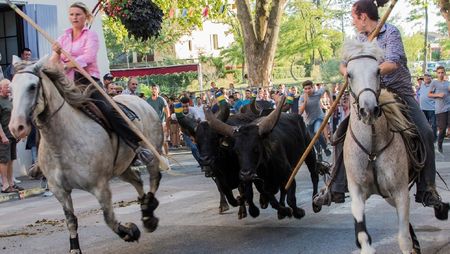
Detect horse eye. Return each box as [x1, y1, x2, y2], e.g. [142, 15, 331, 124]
[28, 84, 37, 92]
[347, 73, 352, 79]
[376, 68, 381, 75]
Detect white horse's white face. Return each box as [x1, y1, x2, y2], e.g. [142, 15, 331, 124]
[8, 57, 45, 140]
[343, 40, 383, 125]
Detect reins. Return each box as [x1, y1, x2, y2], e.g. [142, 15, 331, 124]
[15, 70, 66, 129]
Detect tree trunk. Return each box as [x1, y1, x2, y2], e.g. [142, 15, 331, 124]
[439, 0, 450, 37]
[236, 0, 287, 88]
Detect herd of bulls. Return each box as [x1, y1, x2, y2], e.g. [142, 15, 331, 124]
[176, 96, 326, 220]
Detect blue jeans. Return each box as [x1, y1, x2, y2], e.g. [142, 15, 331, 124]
[182, 133, 200, 164]
[422, 110, 437, 142]
[31, 146, 37, 164]
[307, 118, 328, 154]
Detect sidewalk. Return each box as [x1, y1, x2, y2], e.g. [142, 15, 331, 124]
[0, 176, 45, 203]
[0, 146, 193, 204]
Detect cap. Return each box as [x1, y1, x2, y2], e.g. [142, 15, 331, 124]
[103, 73, 113, 80]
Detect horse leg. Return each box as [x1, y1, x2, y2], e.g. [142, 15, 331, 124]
[349, 187, 375, 254]
[119, 167, 145, 198]
[393, 191, 415, 254]
[93, 185, 140, 242]
[212, 177, 229, 213]
[140, 161, 161, 232]
[237, 184, 247, 219]
[286, 180, 305, 220]
[52, 189, 82, 254]
[244, 182, 260, 218]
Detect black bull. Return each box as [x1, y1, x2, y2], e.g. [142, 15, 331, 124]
[177, 102, 268, 219]
[205, 97, 320, 218]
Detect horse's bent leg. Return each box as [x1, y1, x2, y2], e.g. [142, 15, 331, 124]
[244, 182, 260, 218]
[147, 162, 161, 194]
[394, 191, 414, 254]
[212, 177, 229, 213]
[349, 187, 375, 254]
[286, 180, 305, 220]
[237, 184, 247, 220]
[93, 185, 140, 242]
[119, 167, 145, 198]
[53, 189, 81, 253]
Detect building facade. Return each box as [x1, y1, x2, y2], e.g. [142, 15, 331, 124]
[0, 0, 109, 175]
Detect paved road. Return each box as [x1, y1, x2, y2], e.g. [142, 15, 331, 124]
[0, 147, 449, 254]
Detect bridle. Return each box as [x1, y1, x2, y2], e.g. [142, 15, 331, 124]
[15, 70, 65, 128]
[346, 55, 381, 121]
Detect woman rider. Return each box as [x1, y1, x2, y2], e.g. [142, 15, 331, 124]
[50, 2, 153, 164]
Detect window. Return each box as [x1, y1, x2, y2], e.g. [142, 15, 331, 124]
[212, 34, 218, 50]
[0, 5, 24, 72]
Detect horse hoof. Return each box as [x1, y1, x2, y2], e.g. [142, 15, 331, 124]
[312, 201, 322, 213]
[143, 217, 159, 232]
[249, 205, 260, 218]
[293, 208, 305, 219]
[69, 249, 82, 254]
[219, 203, 230, 213]
[434, 202, 449, 221]
[117, 223, 141, 242]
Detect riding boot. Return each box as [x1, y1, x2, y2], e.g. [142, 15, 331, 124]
[89, 91, 154, 165]
[313, 117, 349, 207]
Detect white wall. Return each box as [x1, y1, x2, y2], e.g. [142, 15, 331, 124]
[174, 21, 234, 59]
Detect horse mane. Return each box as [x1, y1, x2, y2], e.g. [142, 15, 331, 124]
[40, 64, 90, 109]
[342, 39, 384, 62]
[379, 89, 416, 137]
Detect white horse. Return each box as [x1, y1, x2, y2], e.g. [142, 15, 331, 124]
[8, 57, 163, 253]
[342, 40, 420, 254]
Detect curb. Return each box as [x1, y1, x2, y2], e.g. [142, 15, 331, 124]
[0, 187, 45, 204]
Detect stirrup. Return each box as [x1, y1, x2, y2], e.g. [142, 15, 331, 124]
[135, 147, 154, 165]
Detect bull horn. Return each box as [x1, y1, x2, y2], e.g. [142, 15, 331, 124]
[204, 106, 235, 137]
[257, 96, 286, 136]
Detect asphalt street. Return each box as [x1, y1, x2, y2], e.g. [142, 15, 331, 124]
[0, 146, 449, 254]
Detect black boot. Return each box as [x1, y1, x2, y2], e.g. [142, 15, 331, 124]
[135, 147, 154, 165]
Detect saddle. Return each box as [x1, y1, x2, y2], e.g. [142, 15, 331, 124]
[81, 101, 139, 135]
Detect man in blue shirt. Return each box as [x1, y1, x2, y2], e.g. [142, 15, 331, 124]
[418, 73, 437, 142]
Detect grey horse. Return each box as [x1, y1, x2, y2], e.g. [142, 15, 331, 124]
[342, 40, 420, 254]
[8, 56, 163, 253]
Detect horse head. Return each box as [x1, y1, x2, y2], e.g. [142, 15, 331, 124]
[8, 55, 48, 140]
[342, 40, 384, 125]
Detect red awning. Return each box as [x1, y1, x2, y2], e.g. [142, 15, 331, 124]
[110, 64, 198, 78]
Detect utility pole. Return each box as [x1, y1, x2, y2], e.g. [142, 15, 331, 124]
[422, 0, 429, 74]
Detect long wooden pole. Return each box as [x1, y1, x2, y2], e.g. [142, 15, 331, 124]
[6, 1, 169, 170]
[285, 0, 398, 190]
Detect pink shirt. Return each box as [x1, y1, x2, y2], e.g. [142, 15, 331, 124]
[57, 27, 100, 80]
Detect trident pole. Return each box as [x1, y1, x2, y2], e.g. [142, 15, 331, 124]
[285, 0, 398, 190]
[6, 0, 169, 170]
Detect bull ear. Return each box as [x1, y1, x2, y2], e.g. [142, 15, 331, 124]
[177, 115, 197, 137]
[257, 96, 286, 136]
[204, 106, 235, 137]
[33, 55, 49, 73]
[215, 101, 230, 122]
[250, 98, 260, 115]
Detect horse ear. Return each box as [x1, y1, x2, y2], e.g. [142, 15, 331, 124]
[12, 55, 21, 65]
[33, 55, 50, 73]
